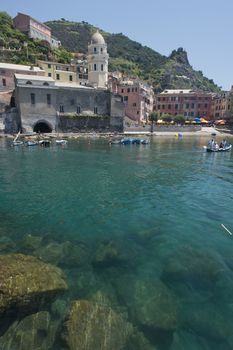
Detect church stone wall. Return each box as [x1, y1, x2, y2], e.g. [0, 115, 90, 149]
[15, 86, 57, 132]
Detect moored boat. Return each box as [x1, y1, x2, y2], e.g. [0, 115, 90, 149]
[56, 139, 68, 145]
[39, 140, 51, 147]
[12, 141, 24, 146]
[25, 140, 38, 146]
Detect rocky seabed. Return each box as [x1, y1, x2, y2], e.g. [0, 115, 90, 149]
[0, 229, 232, 350]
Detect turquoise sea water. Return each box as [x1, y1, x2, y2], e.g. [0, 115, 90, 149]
[0, 136, 233, 349]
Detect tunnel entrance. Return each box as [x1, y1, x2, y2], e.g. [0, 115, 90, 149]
[33, 121, 52, 133]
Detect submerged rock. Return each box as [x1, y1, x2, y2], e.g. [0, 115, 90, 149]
[34, 240, 88, 267]
[179, 303, 233, 348]
[170, 330, 225, 350]
[34, 241, 68, 265]
[20, 234, 43, 252]
[0, 236, 16, 254]
[161, 246, 224, 289]
[92, 239, 133, 268]
[116, 276, 178, 331]
[63, 300, 134, 350]
[0, 254, 68, 314]
[0, 311, 59, 350]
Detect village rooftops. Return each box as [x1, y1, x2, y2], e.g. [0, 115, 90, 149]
[14, 74, 54, 82]
[55, 82, 94, 89]
[160, 89, 195, 94]
[14, 12, 51, 32]
[14, 74, 96, 90]
[0, 62, 44, 72]
[14, 74, 56, 88]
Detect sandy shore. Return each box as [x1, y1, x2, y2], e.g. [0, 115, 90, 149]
[1, 127, 232, 139]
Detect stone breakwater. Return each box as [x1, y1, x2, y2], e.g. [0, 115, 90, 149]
[0, 230, 232, 350]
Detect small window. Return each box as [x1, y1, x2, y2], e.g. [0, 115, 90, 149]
[94, 47, 97, 53]
[132, 88, 134, 92]
[59, 105, 64, 113]
[77, 106, 81, 114]
[70, 99, 75, 106]
[56, 74, 60, 80]
[121, 89, 124, 93]
[48, 64, 51, 69]
[47, 94, 51, 105]
[94, 107, 98, 114]
[127, 88, 130, 93]
[101, 64, 104, 71]
[124, 96, 128, 101]
[101, 48, 103, 53]
[26, 81, 32, 85]
[43, 82, 49, 86]
[133, 103, 137, 107]
[69, 75, 73, 82]
[30, 93, 35, 105]
[48, 73, 52, 77]
[2, 78, 6, 87]
[94, 64, 97, 71]
[168, 104, 171, 109]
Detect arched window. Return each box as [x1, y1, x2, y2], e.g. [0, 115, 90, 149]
[43, 82, 49, 86]
[26, 81, 32, 85]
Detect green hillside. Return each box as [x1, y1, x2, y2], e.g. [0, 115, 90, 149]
[0, 12, 71, 65]
[46, 19, 220, 93]
[0, 12, 220, 93]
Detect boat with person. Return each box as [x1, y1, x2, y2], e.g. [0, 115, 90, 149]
[205, 139, 232, 152]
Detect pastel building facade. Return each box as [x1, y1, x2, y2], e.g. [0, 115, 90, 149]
[13, 13, 61, 48]
[109, 75, 154, 122]
[154, 89, 213, 119]
[37, 60, 89, 86]
[0, 62, 45, 91]
[211, 88, 233, 119]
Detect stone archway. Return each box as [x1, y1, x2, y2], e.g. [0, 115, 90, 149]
[33, 120, 53, 133]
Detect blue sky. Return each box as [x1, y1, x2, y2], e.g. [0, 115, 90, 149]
[2, 0, 232, 90]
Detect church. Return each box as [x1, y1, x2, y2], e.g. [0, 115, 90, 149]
[10, 31, 124, 133]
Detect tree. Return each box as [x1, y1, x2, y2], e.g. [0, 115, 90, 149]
[162, 114, 172, 123]
[173, 115, 185, 125]
[148, 112, 158, 133]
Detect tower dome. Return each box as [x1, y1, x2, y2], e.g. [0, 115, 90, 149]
[91, 31, 105, 45]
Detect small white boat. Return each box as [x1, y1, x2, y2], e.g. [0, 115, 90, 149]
[25, 140, 38, 146]
[56, 139, 68, 145]
[12, 131, 23, 146]
[12, 141, 24, 146]
[39, 140, 51, 147]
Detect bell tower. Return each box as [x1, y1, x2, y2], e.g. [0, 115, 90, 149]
[87, 31, 109, 89]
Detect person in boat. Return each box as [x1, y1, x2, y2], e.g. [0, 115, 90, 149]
[219, 140, 227, 149]
[213, 141, 219, 150]
[207, 139, 215, 149]
[207, 139, 213, 147]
